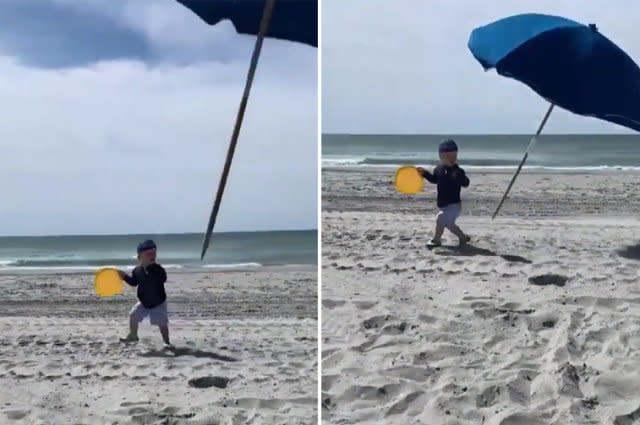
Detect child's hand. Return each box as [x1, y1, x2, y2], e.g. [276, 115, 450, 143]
[117, 270, 126, 280]
[416, 167, 426, 176]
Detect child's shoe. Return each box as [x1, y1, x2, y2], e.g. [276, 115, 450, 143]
[459, 234, 471, 246]
[427, 239, 442, 248]
[119, 334, 139, 343]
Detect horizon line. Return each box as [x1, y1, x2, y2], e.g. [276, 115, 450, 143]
[0, 228, 318, 239]
[322, 132, 639, 136]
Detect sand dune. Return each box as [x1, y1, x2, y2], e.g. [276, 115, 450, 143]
[322, 168, 640, 425]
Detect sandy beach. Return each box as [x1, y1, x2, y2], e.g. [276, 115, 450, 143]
[322, 166, 640, 425]
[0, 268, 317, 425]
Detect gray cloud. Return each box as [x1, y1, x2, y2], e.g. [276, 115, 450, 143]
[0, 0, 298, 68]
[322, 0, 640, 134]
[0, 0, 151, 68]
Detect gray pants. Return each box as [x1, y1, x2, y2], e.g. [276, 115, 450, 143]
[129, 301, 169, 326]
[434, 203, 464, 240]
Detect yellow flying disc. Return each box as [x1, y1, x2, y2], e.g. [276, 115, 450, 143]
[94, 268, 124, 297]
[395, 166, 423, 194]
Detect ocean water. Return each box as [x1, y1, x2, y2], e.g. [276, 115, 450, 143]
[0, 231, 317, 273]
[322, 134, 640, 170]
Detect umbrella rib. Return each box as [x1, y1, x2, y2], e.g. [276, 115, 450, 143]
[492, 102, 555, 219]
[200, 0, 277, 261]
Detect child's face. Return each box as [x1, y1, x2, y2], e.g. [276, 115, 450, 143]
[439, 151, 458, 165]
[138, 248, 157, 264]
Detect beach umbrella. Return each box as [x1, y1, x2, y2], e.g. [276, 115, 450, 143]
[468, 13, 640, 218]
[175, 0, 317, 259]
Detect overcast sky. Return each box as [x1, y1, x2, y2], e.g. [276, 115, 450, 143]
[322, 0, 640, 134]
[0, 0, 317, 236]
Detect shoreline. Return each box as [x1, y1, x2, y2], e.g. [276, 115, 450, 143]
[0, 264, 317, 276]
[322, 165, 640, 175]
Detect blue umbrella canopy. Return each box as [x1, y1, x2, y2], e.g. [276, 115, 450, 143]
[176, 0, 317, 46]
[468, 13, 640, 217]
[175, 0, 318, 259]
[469, 13, 640, 132]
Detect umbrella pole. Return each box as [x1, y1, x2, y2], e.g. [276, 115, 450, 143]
[492, 102, 555, 219]
[200, 0, 277, 260]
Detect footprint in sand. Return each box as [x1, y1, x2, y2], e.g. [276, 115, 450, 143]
[322, 395, 336, 411]
[500, 254, 532, 264]
[528, 274, 569, 287]
[498, 413, 545, 425]
[524, 312, 559, 331]
[322, 299, 346, 309]
[357, 263, 381, 272]
[188, 376, 229, 389]
[352, 301, 377, 310]
[381, 322, 406, 335]
[361, 315, 396, 330]
[382, 366, 436, 382]
[417, 314, 437, 323]
[614, 405, 640, 425]
[128, 406, 152, 415]
[120, 401, 151, 408]
[557, 363, 583, 398]
[476, 385, 501, 408]
[616, 243, 640, 261]
[385, 391, 424, 417]
[3, 409, 30, 420]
